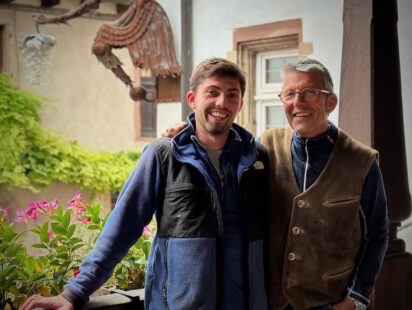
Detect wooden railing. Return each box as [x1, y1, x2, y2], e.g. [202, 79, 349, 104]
[85, 289, 144, 310]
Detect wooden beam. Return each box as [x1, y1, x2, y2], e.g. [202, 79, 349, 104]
[340, 0, 412, 309]
[41, 0, 60, 8]
[339, 0, 373, 146]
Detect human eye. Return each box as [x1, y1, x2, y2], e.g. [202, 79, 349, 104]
[283, 90, 295, 100]
[302, 88, 318, 100]
[206, 88, 218, 97]
[228, 92, 240, 100]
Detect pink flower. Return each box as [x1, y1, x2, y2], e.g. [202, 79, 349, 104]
[25, 202, 39, 220]
[77, 216, 92, 224]
[67, 192, 86, 220]
[0, 207, 10, 221]
[142, 226, 151, 238]
[37, 199, 58, 215]
[49, 199, 58, 213]
[48, 229, 55, 239]
[13, 209, 29, 223]
[67, 191, 82, 207]
[73, 269, 80, 278]
[37, 200, 49, 209]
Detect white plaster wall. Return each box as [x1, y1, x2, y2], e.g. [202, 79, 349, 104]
[1, 4, 136, 152]
[397, 0, 412, 252]
[31, 15, 135, 152]
[157, 102, 182, 138]
[157, 0, 182, 63]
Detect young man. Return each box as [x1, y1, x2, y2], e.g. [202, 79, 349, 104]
[20, 57, 269, 310]
[261, 58, 388, 310]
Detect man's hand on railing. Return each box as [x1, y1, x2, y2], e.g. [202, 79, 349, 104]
[19, 294, 74, 310]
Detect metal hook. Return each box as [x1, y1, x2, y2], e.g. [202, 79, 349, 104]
[31, 15, 41, 33]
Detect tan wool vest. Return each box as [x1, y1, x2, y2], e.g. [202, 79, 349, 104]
[261, 127, 377, 310]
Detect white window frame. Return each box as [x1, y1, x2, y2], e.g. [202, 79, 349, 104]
[255, 50, 298, 136]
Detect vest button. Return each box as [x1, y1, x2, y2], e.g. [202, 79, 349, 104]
[292, 226, 301, 235]
[297, 200, 305, 208]
[288, 252, 296, 261]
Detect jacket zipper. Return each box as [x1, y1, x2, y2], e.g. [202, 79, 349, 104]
[221, 162, 230, 200]
[162, 239, 169, 309]
[303, 139, 309, 191]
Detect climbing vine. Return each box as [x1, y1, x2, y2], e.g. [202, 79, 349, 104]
[0, 73, 139, 193]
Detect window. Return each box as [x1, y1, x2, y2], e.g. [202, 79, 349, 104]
[140, 76, 157, 138]
[134, 75, 180, 139]
[255, 51, 298, 135]
[233, 18, 305, 134]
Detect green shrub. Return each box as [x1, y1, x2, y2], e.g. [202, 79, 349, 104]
[0, 73, 139, 193]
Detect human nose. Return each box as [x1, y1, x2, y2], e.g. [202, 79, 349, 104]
[291, 91, 305, 104]
[215, 93, 226, 106]
[294, 91, 303, 100]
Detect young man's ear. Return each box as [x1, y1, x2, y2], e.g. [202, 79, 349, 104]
[326, 93, 338, 114]
[187, 91, 196, 110]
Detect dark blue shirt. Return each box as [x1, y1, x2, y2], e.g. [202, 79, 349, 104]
[192, 133, 248, 309]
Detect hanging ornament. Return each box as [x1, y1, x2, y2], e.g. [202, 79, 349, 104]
[19, 33, 56, 93]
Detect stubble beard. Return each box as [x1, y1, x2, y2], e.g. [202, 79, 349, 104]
[203, 122, 227, 136]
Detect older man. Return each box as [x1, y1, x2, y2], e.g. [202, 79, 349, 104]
[261, 58, 388, 310]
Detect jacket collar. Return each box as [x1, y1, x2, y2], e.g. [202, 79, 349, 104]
[292, 121, 338, 160]
[171, 112, 257, 177]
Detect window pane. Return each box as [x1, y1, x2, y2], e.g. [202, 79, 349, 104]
[265, 56, 298, 84]
[266, 105, 286, 129]
[265, 58, 282, 84]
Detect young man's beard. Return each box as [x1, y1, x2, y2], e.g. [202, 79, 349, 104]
[204, 122, 228, 136]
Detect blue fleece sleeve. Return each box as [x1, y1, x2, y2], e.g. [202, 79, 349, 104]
[63, 143, 164, 305]
[348, 158, 389, 305]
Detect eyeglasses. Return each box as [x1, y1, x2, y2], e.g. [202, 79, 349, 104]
[278, 88, 331, 104]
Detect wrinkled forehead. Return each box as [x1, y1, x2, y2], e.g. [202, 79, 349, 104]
[282, 70, 325, 89]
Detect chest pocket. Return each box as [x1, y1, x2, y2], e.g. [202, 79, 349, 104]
[319, 196, 361, 252]
[157, 183, 218, 238]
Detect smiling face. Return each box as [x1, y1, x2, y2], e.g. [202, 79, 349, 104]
[187, 75, 243, 150]
[282, 70, 337, 138]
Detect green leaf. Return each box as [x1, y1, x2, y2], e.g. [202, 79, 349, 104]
[0, 265, 15, 278]
[56, 253, 68, 260]
[39, 223, 50, 243]
[55, 206, 64, 218]
[31, 272, 47, 281]
[32, 243, 48, 249]
[55, 246, 67, 254]
[69, 237, 84, 244]
[51, 222, 66, 235]
[24, 257, 36, 272]
[67, 224, 76, 238]
[62, 210, 71, 228]
[87, 224, 100, 230]
[70, 243, 85, 252]
[122, 259, 133, 268]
